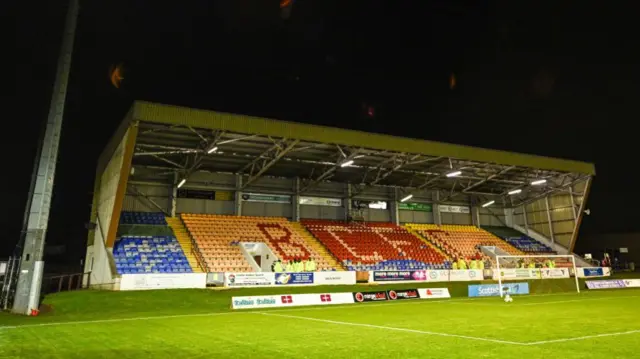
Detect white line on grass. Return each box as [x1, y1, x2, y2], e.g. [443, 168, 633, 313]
[0, 311, 241, 331]
[518, 295, 640, 306]
[525, 330, 640, 345]
[259, 311, 525, 345]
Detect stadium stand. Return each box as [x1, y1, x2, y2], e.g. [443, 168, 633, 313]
[483, 226, 555, 254]
[301, 220, 449, 271]
[405, 224, 523, 261]
[119, 211, 167, 225]
[180, 214, 339, 272]
[166, 217, 205, 272]
[113, 236, 193, 274]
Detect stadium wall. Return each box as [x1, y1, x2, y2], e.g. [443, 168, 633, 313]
[85, 119, 137, 288]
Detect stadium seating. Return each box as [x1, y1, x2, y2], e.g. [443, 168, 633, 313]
[405, 224, 523, 261]
[113, 236, 193, 274]
[483, 226, 555, 254]
[120, 211, 167, 225]
[301, 220, 449, 271]
[180, 214, 338, 272]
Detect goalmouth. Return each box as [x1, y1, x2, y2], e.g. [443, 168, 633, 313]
[495, 255, 581, 297]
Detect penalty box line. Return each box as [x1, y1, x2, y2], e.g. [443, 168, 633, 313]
[259, 311, 525, 346]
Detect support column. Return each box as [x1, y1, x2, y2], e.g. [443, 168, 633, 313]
[568, 186, 578, 221]
[234, 174, 243, 216]
[293, 177, 301, 222]
[344, 183, 352, 221]
[433, 191, 442, 225]
[472, 206, 480, 227]
[522, 205, 530, 234]
[390, 188, 400, 225]
[545, 195, 555, 246]
[169, 173, 178, 217]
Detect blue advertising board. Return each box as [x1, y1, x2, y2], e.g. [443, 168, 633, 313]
[274, 272, 314, 285]
[582, 268, 604, 277]
[468, 282, 530, 297]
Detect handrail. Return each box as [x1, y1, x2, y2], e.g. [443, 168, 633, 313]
[179, 216, 209, 273]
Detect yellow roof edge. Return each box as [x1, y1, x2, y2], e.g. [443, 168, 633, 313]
[132, 101, 596, 175]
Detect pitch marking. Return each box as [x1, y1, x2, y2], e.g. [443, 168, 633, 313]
[260, 311, 525, 345]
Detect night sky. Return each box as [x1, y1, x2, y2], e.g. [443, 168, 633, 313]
[7, 1, 640, 264]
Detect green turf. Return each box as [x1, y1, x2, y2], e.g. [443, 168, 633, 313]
[2, 280, 640, 358]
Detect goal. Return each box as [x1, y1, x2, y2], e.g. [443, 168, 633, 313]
[495, 254, 581, 297]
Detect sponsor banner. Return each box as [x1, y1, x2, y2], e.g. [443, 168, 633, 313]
[586, 280, 626, 289]
[371, 270, 428, 283]
[417, 288, 452, 299]
[231, 292, 355, 310]
[540, 268, 570, 279]
[439, 205, 470, 214]
[241, 193, 291, 203]
[493, 268, 540, 280]
[275, 272, 314, 285]
[352, 200, 387, 210]
[0, 261, 6, 275]
[468, 282, 530, 297]
[427, 270, 450, 282]
[449, 269, 482, 282]
[177, 189, 234, 201]
[623, 279, 640, 288]
[119, 273, 206, 291]
[299, 196, 343, 207]
[578, 267, 611, 278]
[398, 202, 433, 212]
[353, 291, 388, 303]
[314, 271, 356, 285]
[387, 289, 420, 300]
[225, 272, 275, 288]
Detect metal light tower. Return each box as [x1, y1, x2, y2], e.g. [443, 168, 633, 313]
[12, 0, 79, 315]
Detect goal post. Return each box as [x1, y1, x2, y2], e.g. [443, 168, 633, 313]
[495, 254, 581, 297]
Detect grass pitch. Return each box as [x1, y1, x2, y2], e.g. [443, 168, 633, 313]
[1, 284, 639, 359]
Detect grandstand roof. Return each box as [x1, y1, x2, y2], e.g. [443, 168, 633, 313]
[124, 101, 594, 206]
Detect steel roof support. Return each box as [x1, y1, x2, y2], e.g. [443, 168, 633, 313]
[545, 195, 555, 246]
[513, 175, 590, 207]
[300, 148, 363, 193]
[242, 139, 300, 189]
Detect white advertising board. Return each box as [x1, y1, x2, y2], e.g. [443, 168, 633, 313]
[540, 268, 570, 279]
[576, 267, 612, 278]
[225, 272, 275, 288]
[299, 196, 343, 207]
[493, 268, 540, 280]
[623, 279, 640, 288]
[119, 273, 207, 291]
[314, 271, 356, 285]
[232, 292, 354, 310]
[439, 205, 470, 214]
[0, 261, 6, 275]
[426, 270, 450, 282]
[449, 269, 483, 282]
[417, 288, 451, 299]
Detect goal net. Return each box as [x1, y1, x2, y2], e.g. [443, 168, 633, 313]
[495, 255, 580, 297]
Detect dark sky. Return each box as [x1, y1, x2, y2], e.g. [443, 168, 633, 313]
[7, 1, 640, 262]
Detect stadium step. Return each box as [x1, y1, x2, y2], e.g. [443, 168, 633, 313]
[404, 226, 452, 261]
[166, 217, 205, 273]
[290, 222, 346, 271]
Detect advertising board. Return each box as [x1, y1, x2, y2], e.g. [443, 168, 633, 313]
[314, 271, 356, 285]
[493, 268, 539, 280]
[353, 291, 388, 303]
[540, 268, 570, 279]
[417, 288, 451, 299]
[578, 267, 614, 278]
[299, 196, 343, 207]
[387, 289, 420, 300]
[468, 282, 530, 297]
[231, 292, 355, 309]
[585, 280, 626, 289]
[439, 205, 470, 214]
[274, 272, 314, 285]
[372, 270, 427, 283]
[623, 279, 640, 288]
[449, 269, 482, 282]
[225, 272, 275, 288]
[119, 273, 207, 291]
